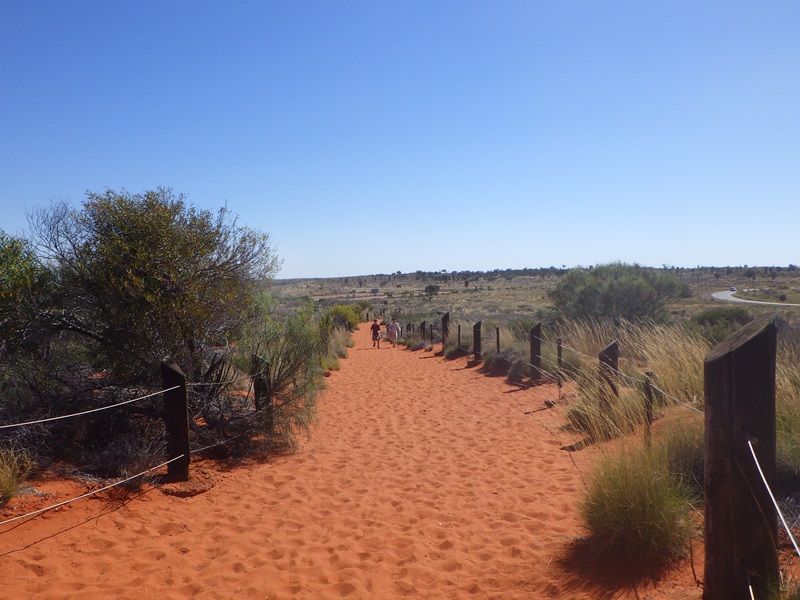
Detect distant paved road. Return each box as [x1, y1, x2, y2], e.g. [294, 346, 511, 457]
[712, 290, 800, 307]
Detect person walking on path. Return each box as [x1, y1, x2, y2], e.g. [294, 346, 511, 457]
[370, 319, 382, 348]
[386, 318, 401, 348]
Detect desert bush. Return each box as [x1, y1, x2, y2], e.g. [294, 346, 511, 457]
[401, 334, 429, 351]
[29, 188, 279, 385]
[580, 443, 693, 561]
[691, 306, 751, 343]
[82, 419, 166, 489]
[0, 446, 34, 506]
[323, 304, 361, 331]
[549, 263, 688, 323]
[327, 326, 352, 360]
[237, 307, 325, 453]
[0, 231, 52, 357]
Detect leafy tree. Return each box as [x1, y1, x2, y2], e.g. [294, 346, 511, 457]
[548, 263, 688, 323]
[424, 284, 440, 303]
[30, 188, 280, 382]
[0, 231, 50, 355]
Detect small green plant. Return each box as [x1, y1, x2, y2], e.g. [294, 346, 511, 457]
[580, 443, 693, 561]
[0, 447, 34, 506]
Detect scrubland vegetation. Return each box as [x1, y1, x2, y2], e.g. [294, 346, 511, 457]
[3, 194, 800, 588]
[0, 189, 359, 500]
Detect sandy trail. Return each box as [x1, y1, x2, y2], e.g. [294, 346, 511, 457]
[0, 325, 699, 599]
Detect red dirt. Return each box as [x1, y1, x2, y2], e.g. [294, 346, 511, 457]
[1, 324, 779, 599]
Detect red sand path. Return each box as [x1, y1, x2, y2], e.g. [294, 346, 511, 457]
[0, 325, 703, 599]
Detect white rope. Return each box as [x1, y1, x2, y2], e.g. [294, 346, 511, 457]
[747, 438, 800, 558]
[187, 367, 269, 388]
[0, 454, 186, 529]
[650, 384, 705, 415]
[0, 386, 181, 430]
[746, 572, 756, 600]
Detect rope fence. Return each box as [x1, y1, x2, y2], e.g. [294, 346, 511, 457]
[401, 309, 794, 597]
[0, 386, 181, 431]
[0, 454, 186, 529]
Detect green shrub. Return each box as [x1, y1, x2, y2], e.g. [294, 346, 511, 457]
[580, 444, 692, 561]
[239, 308, 325, 453]
[324, 304, 361, 331]
[549, 263, 688, 323]
[691, 306, 751, 343]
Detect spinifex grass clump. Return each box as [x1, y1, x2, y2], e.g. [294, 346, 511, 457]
[553, 318, 709, 441]
[564, 386, 646, 442]
[442, 318, 473, 358]
[0, 446, 34, 507]
[658, 413, 705, 495]
[580, 443, 693, 561]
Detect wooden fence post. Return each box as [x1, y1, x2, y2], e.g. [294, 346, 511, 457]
[530, 323, 542, 381]
[473, 321, 482, 361]
[406, 323, 412, 337]
[496, 326, 501, 355]
[704, 313, 778, 600]
[457, 324, 462, 349]
[442, 312, 450, 348]
[420, 321, 426, 342]
[598, 340, 619, 411]
[429, 323, 434, 344]
[161, 360, 190, 482]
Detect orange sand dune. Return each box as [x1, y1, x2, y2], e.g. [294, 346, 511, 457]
[0, 325, 703, 599]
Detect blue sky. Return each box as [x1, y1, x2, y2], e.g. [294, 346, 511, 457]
[1, 1, 798, 278]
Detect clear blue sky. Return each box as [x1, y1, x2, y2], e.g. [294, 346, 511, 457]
[2, 1, 798, 278]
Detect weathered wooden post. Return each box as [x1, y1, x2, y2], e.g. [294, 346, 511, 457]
[598, 340, 619, 411]
[442, 312, 450, 348]
[407, 323, 412, 336]
[643, 371, 655, 448]
[457, 324, 462, 349]
[496, 326, 501, 355]
[704, 314, 778, 600]
[429, 323, 434, 343]
[530, 323, 542, 381]
[420, 321, 426, 342]
[161, 360, 190, 482]
[473, 321, 482, 361]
